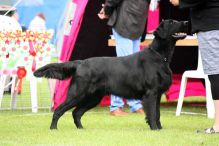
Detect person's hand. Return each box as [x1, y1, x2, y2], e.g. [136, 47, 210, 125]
[98, 4, 109, 19]
[169, 0, 179, 6]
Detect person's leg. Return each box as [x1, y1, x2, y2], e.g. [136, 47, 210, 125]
[208, 74, 219, 132]
[111, 29, 143, 113]
[110, 95, 125, 112]
[133, 38, 141, 53]
[214, 100, 219, 131]
[197, 30, 219, 133]
[112, 29, 133, 56]
[126, 99, 143, 112]
[126, 38, 144, 113]
[110, 29, 133, 115]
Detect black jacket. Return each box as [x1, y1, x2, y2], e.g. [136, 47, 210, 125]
[179, 0, 219, 33]
[104, 0, 149, 40]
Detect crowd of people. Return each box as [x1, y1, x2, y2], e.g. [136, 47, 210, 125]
[0, 5, 46, 32]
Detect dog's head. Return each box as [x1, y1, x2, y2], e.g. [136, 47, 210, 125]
[153, 19, 188, 40]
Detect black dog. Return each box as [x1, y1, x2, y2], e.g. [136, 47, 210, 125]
[34, 20, 188, 130]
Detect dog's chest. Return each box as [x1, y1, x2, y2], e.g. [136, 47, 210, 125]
[159, 73, 172, 92]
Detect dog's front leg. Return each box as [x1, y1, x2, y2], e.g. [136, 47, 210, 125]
[142, 92, 158, 130]
[156, 93, 162, 129]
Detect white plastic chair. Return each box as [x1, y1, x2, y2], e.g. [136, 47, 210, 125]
[0, 74, 17, 110]
[176, 49, 215, 118]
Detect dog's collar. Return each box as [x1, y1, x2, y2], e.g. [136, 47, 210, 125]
[149, 47, 168, 63]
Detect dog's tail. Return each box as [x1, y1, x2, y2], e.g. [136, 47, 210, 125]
[33, 61, 81, 80]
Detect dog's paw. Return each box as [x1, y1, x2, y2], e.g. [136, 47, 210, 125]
[50, 125, 58, 130]
[157, 121, 162, 129]
[76, 125, 84, 129]
[157, 125, 162, 130]
[149, 122, 159, 130]
[150, 126, 159, 130]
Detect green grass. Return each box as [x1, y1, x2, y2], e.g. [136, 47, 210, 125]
[0, 106, 219, 146]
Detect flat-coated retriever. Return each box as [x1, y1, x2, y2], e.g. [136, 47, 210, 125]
[34, 20, 188, 130]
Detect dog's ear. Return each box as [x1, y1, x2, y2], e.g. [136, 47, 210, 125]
[153, 21, 167, 39]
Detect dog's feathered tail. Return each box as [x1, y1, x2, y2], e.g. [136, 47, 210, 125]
[33, 61, 81, 80]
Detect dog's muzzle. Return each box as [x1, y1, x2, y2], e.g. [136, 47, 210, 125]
[172, 21, 189, 39]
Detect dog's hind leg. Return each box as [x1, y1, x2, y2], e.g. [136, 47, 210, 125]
[50, 79, 87, 130]
[50, 96, 78, 130]
[142, 91, 159, 130]
[156, 93, 162, 129]
[72, 94, 103, 129]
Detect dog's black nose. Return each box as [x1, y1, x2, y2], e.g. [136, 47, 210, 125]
[182, 21, 189, 34]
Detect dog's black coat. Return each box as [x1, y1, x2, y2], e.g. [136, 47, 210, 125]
[34, 20, 188, 130]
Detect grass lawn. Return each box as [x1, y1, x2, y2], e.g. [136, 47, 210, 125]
[0, 104, 219, 146]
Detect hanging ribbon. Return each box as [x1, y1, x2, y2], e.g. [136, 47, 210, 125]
[29, 41, 37, 72]
[32, 58, 36, 72]
[15, 67, 27, 94]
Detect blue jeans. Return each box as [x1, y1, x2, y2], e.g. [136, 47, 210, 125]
[110, 29, 143, 112]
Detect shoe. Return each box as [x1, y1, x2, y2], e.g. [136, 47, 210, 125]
[197, 127, 219, 134]
[134, 108, 144, 114]
[110, 108, 129, 116]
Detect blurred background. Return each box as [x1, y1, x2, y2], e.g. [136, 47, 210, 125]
[0, 0, 69, 56]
